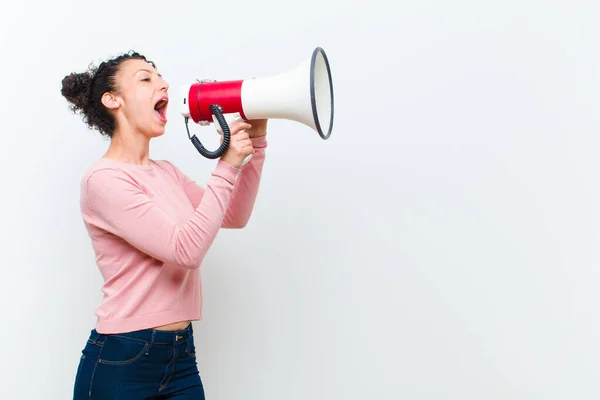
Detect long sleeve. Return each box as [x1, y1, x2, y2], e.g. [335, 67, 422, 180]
[82, 161, 241, 269]
[176, 136, 267, 228]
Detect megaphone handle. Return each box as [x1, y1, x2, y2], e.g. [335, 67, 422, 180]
[240, 154, 252, 167]
[186, 104, 231, 159]
[212, 112, 252, 167]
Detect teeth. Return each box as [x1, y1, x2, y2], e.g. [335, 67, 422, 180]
[155, 99, 168, 110]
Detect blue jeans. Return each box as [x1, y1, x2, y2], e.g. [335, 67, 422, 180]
[73, 323, 205, 399]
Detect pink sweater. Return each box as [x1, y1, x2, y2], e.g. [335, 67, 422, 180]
[80, 136, 267, 334]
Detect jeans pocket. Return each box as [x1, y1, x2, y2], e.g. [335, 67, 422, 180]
[98, 336, 149, 366]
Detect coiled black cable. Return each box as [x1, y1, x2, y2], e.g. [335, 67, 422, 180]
[185, 104, 230, 159]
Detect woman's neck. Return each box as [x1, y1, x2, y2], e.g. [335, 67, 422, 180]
[104, 128, 151, 166]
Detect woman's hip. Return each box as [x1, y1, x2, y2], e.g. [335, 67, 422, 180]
[73, 324, 202, 399]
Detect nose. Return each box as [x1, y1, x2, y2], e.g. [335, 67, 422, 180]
[160, 77, 169, 92]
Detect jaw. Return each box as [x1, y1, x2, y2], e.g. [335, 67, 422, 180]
[150, 115, 167, 136]
[133, 112, 169, 138]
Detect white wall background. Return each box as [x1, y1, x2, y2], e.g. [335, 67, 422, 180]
[1, 0, 599, 398]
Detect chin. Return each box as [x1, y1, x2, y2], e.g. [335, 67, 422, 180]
[148, 124, 167, 138]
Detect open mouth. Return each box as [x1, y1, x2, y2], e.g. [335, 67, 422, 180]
[154, 97, 168, 122]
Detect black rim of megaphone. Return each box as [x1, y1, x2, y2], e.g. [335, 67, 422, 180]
[310, 47, 334, 140]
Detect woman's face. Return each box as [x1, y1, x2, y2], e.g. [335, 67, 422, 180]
[104, 58, 170, 138]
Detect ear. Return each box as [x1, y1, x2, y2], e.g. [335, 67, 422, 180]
[101, 92, 121, 110]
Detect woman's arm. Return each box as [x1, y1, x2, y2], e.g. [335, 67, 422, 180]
[82, 160, 241, 269]
[176, 135, 268, 228]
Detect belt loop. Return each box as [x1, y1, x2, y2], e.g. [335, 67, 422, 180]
[92, 330, 107, 345]
[89, 330, 100, 343]
[146, 330, 156, 356]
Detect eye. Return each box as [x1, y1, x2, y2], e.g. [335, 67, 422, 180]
[142, 77, 151, 82]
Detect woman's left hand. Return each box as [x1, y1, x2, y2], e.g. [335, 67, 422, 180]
[245, 119, 268, 138]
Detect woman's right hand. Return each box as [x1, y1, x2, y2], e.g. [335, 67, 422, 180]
[220, 121, 254, 168]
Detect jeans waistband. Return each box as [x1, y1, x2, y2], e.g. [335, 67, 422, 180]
[90, 323, 194, 346]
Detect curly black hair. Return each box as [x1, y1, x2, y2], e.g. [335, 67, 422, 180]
[61, 51, 156, 137]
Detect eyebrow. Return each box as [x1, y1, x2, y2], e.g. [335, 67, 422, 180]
[135, 68, 162, 78]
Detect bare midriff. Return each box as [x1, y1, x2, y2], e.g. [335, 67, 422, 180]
[153, 320, 191, 331]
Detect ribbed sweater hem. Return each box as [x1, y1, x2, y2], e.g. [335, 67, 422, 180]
[95, 309, 202, 334]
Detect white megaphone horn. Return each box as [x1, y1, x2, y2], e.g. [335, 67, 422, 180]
[178, 47, 334, 164]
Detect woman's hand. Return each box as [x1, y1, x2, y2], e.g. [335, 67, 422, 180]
[220, 121, 254, 168]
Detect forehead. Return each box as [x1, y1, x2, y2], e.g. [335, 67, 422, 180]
[117, 58, 160, 78]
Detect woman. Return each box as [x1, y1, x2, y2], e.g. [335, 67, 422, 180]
[61, 51, 267, 399]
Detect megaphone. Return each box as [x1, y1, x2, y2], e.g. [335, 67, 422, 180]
[178, 47, 334, 163]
